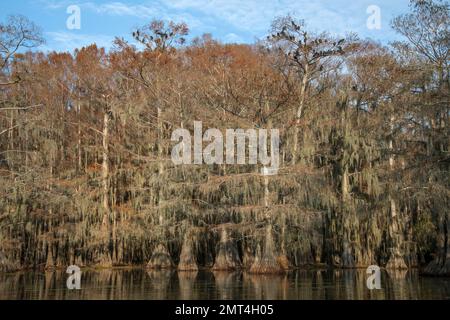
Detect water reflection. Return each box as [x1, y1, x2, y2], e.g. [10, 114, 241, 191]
[178, 272, 198, 300]
[0, 269, 448, 300]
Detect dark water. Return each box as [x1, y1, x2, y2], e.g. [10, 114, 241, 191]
[0, 269, 448, 300]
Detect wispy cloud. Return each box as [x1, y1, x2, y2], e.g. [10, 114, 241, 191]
[82, 1, 206, 29]
[31, 0, 410, 50]
[38, 0, 74, 9]
[163, 0, 346, 33]
[162, 0, 407, 40]
[83, 1, 158, 18]
[45, 31, 114, 52]
[77, 0, 362, 41]
[224, 33, 244, 43]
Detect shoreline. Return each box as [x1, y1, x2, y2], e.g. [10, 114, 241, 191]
[1, 265, 448, 278]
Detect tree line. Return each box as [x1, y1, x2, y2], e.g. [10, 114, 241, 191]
[0, 0, 448, 275]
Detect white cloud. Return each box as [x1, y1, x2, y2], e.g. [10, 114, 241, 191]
[164, 0, 276, 32]
[39, 0, 70, 9]
[224, 33, 243, 43]
[162, 0, 391, 39]
[41, 0, 408, 46]
[45, 31, 114, 52]
[83, 1, 158, 19]
[83, 1, 205, 29]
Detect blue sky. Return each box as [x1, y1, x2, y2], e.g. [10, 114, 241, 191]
[1, 0, 412, 52]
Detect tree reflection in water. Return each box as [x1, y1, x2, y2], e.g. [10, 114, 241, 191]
[0, 269, 448, 300]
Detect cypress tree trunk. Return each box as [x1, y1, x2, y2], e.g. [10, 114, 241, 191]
[249, 224, 283, 274]
[277, 211, 291, 271]
[386, 116, 407, 270]
[292, 67, 309, 165]
[0, 252, 19, 272]
[147, 244, 174, 269]
[212, 228, 241, 271]
[98, 108, 113, 268]
[178, 229, 198, 271]
[77, 85, 82, 174]
[147, 104, 174, 269]
[44, 239, 55, 270]
[424, 213, 450, 276]
[243, 245, 255, 270]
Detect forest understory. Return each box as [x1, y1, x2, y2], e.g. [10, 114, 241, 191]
[0, 1, 449, 276]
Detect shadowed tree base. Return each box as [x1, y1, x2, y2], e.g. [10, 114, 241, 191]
[95, 253, 113, 268]
[178, 233, 198, 271]
[74, 255, 85, 267]
[277, 255, 291, 271]
[212, 229, 241, 271]
[249, 245, 284, 274]
[424, 256, 450, 276]
[0, 252, 20, 272]
[243, 247, 255, 270]
[147, 244, 174, 269]
[249, 226, 284, 274]
[45, 250, 56, 271]
[386, 249, 408, 270]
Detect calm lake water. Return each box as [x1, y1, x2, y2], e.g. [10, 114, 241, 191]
[0, 269, 448, 300]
